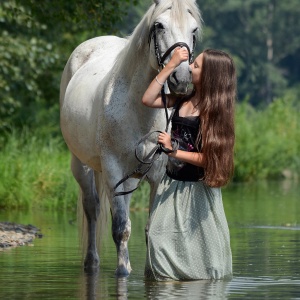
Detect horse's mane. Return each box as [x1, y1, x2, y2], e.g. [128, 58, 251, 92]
[115, 0, 202, 75]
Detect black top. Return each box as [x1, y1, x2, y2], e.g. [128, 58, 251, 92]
[166, 103, 204, 182]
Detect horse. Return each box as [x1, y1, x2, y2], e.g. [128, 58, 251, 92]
[60, 0, 202, 276]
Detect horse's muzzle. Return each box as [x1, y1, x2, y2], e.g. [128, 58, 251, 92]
[168, 82, 190, 95]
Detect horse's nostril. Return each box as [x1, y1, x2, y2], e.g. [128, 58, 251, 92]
[172, 72, 179, 84]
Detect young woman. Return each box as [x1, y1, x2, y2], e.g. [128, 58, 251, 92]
[142, 48, 236, 281]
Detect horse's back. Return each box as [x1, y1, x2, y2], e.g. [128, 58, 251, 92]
[60, 36, 127, 106]
[60, 36, 127, 168]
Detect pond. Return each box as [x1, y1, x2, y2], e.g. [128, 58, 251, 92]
[0, 180, 299, 299]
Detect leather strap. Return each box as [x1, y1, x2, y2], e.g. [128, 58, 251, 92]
[113, 88, 179, 197]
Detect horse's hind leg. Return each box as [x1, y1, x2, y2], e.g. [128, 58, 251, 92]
[71, 154, 100, 271]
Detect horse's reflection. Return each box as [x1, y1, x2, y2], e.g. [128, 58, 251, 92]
[80, 270, 128, 300]
[82, 269, 100, 300]
[115, 277, 128, 300]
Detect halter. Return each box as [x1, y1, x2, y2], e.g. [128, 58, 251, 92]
[148, 22, 196, 69]
[113, 23, 197, 197]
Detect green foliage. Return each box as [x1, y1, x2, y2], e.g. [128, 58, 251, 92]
[0, 2, 60, 129]
[131, 181, 150, 210]
[197, 0, 300, 105]
[16, 0, 139, 33]
[234, 97, 300, 181]
[0, 127, 150, 210]
[0, 0, 137, 131]
[0, 129, 78, 210]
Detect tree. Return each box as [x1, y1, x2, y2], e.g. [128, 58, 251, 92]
[197, 0, 300, 105]
[0, 0, 137, 131]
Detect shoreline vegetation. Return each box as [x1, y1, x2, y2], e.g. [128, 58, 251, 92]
[0, 98, 299, 210]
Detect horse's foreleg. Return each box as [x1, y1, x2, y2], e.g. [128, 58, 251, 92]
[71, 154, 100, 271]
[110, 188, 133, 276]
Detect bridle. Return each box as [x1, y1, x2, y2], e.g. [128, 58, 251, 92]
[148, 22, 196, 69]
[113, 23, 197, 197]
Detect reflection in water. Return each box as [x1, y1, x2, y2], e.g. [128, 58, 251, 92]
[0, 181, 299, 299]
[79, 269, 129, 300]
[116, 277, 128, 300]
[227, 277, 300, 299]
[145, 279, 229, 300]
[83, 269, 100, 300]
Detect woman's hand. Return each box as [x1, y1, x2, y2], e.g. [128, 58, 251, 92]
[158, 132, 172, 152]
[141, 47, 189, 108]
[168, 47, 189, 69]
[158, 131, 206, 167]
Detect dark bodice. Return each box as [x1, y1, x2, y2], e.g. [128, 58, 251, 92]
[166, 104, 204, 182]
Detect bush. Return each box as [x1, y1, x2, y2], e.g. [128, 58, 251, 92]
[234, 97, 300, 181]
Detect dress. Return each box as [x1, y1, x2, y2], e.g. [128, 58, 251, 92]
[144, 104, 232, 281]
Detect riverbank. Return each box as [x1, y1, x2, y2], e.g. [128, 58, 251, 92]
[0, 222, 42, 250]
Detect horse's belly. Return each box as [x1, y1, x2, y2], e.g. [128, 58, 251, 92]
[61, 64, 112, 169]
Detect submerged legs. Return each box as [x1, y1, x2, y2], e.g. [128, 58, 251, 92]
[110, 192, 132, 276]
[71, 153, 133, 275]
[71, 154, 100, 271]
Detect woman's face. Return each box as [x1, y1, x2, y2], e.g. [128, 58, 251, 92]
[190, 53, 204, 85]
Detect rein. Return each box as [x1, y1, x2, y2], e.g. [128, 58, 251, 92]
[113, 23, 196, 197]
[113, 89, 179, 197]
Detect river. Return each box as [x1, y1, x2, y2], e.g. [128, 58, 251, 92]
[0, 180, 299, 299]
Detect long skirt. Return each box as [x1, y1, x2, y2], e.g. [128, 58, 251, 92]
[144, 174, 232, 281]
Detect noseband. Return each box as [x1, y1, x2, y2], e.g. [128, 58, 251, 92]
[148, 22, 196, 69]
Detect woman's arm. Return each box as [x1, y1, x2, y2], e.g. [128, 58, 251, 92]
[158, 132, 205, 167]
[142, 47, 189, 108]
[169, 150, 205, 167]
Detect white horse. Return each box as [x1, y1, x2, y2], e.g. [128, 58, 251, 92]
[60, 0, 202, 276]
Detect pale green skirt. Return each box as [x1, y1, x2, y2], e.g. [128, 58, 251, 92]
[145, 174, 232, 281]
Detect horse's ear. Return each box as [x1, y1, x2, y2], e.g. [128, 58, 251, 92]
[153, 0, 161, 4]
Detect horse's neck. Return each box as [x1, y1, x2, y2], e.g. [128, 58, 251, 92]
[132, 62, 166, 132]
[111, 47, 165, 129]
[125, 50, 155, 95]
[118, 49, 157, 106]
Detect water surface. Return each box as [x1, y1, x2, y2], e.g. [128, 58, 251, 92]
[0, 180, 299, 299]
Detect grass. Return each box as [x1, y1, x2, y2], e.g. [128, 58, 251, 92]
[0, 97, 299, 210]
[0, 129, 77, 210]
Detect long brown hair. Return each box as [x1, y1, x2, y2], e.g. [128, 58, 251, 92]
[195, 49, 236, 187]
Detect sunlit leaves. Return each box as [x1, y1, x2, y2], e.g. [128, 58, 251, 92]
[0, 0, 136, 130]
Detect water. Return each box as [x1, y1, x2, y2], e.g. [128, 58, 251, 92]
[0, 181, 299, 299]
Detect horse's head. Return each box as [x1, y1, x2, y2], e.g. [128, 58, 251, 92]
[148, 0, 202, 95]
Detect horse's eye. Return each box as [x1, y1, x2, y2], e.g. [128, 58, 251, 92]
[192, 28, 199, 34]
[155, 22, 165, 30]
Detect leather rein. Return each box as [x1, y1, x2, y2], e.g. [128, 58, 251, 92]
[113, 23, 195, 197]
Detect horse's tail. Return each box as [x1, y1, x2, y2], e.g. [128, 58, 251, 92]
[77, 171, 111, 259]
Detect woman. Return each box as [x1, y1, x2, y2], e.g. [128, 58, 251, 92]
[142, 48, 236, 281]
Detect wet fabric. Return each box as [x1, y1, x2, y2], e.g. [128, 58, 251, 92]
[144, 174, 232, 281]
